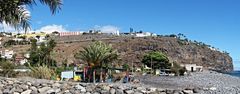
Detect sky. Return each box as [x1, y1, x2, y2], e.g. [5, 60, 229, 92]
[1, 0, 240, 70]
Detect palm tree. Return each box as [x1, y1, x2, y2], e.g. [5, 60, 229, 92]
[75, 41, 118, 82]
[0, 0, 62, 33]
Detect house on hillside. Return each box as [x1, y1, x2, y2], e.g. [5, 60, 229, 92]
[1, 50, 14, 59]
[181, 64, 203, 72]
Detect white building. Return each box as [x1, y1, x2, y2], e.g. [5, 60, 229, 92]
[1, 50, 14, 59]
[36, 36, 46, 43]
[59, 32, 83, 36]
[135, 32, 156, 37]
[181, 64, 203, 72]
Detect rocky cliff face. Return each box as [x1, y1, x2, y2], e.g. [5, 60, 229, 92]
[3, 35, 232, 72]
[107, 37, 233, 72]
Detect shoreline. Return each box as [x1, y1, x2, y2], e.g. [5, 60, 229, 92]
[139, 70, 240, 93]
[0, 70, 240, 94]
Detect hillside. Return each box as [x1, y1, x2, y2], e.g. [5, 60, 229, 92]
[2, 34, 233, 72]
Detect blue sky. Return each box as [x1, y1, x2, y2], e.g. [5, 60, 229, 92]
[28, 0, 240, 70]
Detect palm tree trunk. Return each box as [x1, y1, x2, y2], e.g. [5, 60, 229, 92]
[100, 67, 103, 83]
[93, 69, 96, 83]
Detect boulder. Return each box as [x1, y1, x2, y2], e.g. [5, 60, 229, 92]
[102, 85, 111, 91]
[21, 85, 29, 91]
[193, 88, 203, 93]
[21, 90, 32, 94]
[182, 90, 194, 94]
[38, 87, 51, 93]
[110, 88, 116, 94]
[3, 89, 10, 94]
[125, 90, 134, 94]
[52, 83, 61, 88]
[116, 89, 124, 94]
[46, 89, 56, 94]
[209, 87, 217, 91]
[13, 92, 20, 94]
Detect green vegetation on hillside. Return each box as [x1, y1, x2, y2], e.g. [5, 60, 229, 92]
[28, 39, 57, 66]
[142, 51, 171, 70]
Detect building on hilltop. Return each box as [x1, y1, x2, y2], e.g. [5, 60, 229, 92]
[59, 32, 83, 36]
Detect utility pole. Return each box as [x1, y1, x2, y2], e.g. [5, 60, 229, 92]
[151, 56, 153, 75]
[132, 57, 133, 74]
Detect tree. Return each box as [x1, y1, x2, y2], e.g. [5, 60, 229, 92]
[142, 51, 171, 70]
[28, 39, 57, 66]
[75, 41, 118, 82]
[0, 0, 62, 32]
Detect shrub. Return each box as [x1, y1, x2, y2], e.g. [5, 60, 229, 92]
[0, 61, 17, 77]
[171, 62, 186, 76]
[29, 64, 56, 79]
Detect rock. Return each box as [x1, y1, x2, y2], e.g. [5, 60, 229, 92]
[182, 90, 193, 94]
[69, 88, 75, 93]
[147, 87, 157, 92]
[26, 82, 32, 86]
[38, 87, 51, 93]
[140, 90, 147, 93]
[52, 83, 61, 88]
[30, 86, 37, 91]
[118, 86, 124, 90]
[125, 90, 134, 94]
[193, 88, 203, 93]
[75, 84, 84, 90]
[110, 88, 116, 94]
[116, 89, 124, 94]
[7, 80, 14, 85]
[137, 87, 145, 91]
[209, 87, 217, 91]
[157, 88, 165, 92]
[102, 85, 111, 91]
[79, 83, 88, 87]
[81, 88, 87, 93]
[166, 89, 174, 94]
[86, 87, 93, 92]
[134, 92, 143, 94]
[15, 87, 24, 93]
[21, 85, 29, 91]
[32, 82, 40, 87]
[21, 90, 32, 94]
[159, 92, 167, 94]
[92, 92, 100, 94]
[55, 89, 61, 93]
[85, 92, 91, 94]
[100, 90, 109, 94]
[46, 89, 56, 94]
[13, 92, 20, 94]
[40, 83, 48, 87]
[64, 90, 70, 93]
[133, 79, 140, 83]
[3, 89, 10, 94]
[10, 87, 16, 93]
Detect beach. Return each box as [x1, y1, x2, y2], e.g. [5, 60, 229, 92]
[139, 71, 240, 94]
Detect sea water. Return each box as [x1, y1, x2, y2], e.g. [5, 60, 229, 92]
[227, 71, 240, 77]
